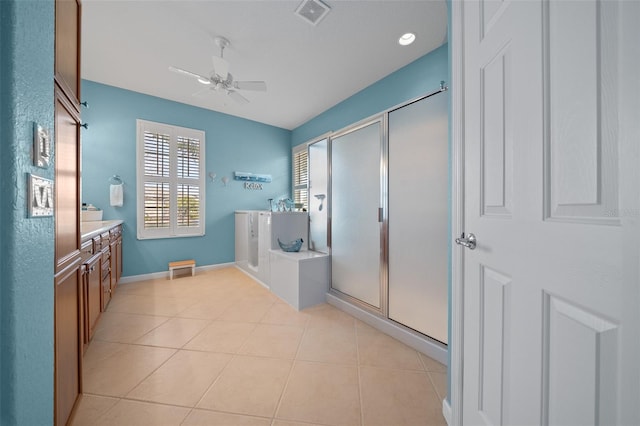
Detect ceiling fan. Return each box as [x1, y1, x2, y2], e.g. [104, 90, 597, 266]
[169, 36, 267, 104]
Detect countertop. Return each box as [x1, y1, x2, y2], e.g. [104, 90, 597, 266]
[269, 249, 329, 261]
[81, 220, 124, 241]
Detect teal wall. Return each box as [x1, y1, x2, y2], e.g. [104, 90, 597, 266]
[81, 80, 292, 277]
[0, 0, 55, 424]
[292, 44, 448, 147]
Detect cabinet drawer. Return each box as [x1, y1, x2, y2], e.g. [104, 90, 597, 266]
[80, 240, 93, 262]
[110, 225, 122, 242]
[93, 236, 102, 252]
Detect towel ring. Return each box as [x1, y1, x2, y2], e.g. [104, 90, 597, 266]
[109, 175, 123, 185]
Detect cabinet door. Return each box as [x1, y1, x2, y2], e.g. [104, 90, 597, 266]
[54, 90, 80, 272]
[110, 241, 117, 290]
[55, 0, 80, 104]
[101, 274, 111, 311]
[115, 236, 123, 283]
[55, 265, 82, 426]
[101, 248, 112, 311]
[85, 254, 102, 340]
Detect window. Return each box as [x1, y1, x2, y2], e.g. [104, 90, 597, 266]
[292, 144, 308, 210]
[136, 120, 205, 239]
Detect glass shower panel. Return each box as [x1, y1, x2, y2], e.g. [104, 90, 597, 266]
[331, 121, 382, 309]
[388, 92, 449, 343]
[308, 139, 328, 253]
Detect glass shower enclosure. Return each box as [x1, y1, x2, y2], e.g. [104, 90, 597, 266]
[327, 89, 449, 344]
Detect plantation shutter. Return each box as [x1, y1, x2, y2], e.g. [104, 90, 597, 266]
[137, 120, 205, 239]
[176, 136, 201, 229]
[143, 131, 171, 229]
[293, 147, 308, 210]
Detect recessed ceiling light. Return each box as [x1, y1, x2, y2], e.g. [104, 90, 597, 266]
[398, 33, 416, 46]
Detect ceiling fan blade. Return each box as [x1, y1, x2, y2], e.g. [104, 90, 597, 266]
[212, 56, 229, 80]
[233, 81, 267, 92]
[227, 90, 249, 105]
[168, 66, 209, 82]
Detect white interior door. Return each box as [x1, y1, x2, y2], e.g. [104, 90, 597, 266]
[458, 0, 640, 424]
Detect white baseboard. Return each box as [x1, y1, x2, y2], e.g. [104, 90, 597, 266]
[443, 398, 452, 425]
[118, 262, 236, 284]
[234, 265, 270, 289]
[326, 293, 448, 365]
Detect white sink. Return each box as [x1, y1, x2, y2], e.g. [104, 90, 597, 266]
[81, 210, 103, 221]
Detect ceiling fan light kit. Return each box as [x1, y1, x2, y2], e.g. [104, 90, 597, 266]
[169, 35, 266, 105]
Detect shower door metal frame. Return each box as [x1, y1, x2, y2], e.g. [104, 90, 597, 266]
[328, 114, 389, 316]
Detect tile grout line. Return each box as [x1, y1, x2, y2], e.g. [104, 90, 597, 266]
[269, 309, 311, 424]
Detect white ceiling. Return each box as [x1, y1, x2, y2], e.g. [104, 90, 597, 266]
[82, 0, 447, 130]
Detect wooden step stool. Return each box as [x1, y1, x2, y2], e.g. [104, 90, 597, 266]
[168, 259, 195, 279]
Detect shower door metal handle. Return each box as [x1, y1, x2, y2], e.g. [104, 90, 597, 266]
[455, 232, 477, 250]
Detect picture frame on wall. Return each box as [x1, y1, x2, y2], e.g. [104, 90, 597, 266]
[28, 174, 54, 218]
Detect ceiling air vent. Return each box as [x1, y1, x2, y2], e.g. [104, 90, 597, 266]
[295, 0, 331, 26]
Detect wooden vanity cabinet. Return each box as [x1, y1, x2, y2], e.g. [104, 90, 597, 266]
[80, 222, 123, 346]
[54, 0, 82, 422]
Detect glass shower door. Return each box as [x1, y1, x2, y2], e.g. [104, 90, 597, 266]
[388, 91, 448, 343]
[330, 119, 383, 309]
[308, 138, 328, 253]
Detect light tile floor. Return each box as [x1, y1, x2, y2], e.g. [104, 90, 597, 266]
[72, 267, 447, 426]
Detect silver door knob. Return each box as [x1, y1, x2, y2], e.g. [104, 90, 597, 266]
[455, 233, 476, 250]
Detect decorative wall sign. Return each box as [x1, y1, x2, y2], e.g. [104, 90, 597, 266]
[28, 174, 54, 217]
[244, 182, 263, 190]
[33, 123, 51, 168]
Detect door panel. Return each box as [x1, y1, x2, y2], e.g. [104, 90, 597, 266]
[481, 45, 512, 218]
[388, 93, 448, 342]
[542, 293, 618, 425]
[477, 264, 511, 425]
[545, 0, 618, 223]
[331, 120, 383, 309]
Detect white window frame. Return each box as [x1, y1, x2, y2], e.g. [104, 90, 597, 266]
[292, 143, 309, 211]
[136, 119, 205, 240]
